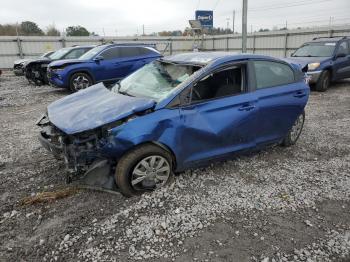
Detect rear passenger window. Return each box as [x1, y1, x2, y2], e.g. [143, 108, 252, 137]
[119, 47, 140, 58]
[254, 61, 295, 89]
[101, 47, 120, 60]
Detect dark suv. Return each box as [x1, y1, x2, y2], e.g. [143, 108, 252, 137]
[47, 43, 161, 92]
[24, 45, 94, 85]
[287, 36, 350, 91]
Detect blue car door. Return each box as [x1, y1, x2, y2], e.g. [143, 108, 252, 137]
[177, 63, 258, 168]
[333, 40, 350, 80]
[252, 60, 309, 146]
[115, 47, 145, 78]
[95, 47, 121, 82]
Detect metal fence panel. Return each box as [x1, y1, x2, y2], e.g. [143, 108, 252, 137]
[0, 25, 349, 68]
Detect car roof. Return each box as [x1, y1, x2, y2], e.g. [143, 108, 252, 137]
[309, 36, 348, 43]
[69, 45, 96, 49]
[162, 52, 280, 66]
[101, 43, 157, 48]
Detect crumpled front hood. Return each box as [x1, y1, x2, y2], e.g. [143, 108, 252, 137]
[283, 57, 329, 69]
[26, 58, 52, 67]
[49, 59, 86, 68]
[14, 59, 29, 65]
[47, 83, 156, 135]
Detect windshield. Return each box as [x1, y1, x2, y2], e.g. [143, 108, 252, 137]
[79, 45, 106, 60]
[112, 61, 200, 101]
[49, 48, 72, 60]
[40, 51, 54, 59]
[292, 42, 336, 57]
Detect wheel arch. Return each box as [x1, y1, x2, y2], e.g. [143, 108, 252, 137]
[68, 69, 96, 84]
[322, 66, 333, 80]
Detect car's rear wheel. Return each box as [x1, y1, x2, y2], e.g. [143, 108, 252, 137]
[281, 111, 305, 147]
[115, 144, 173, 197]
[69, 72, 92, 92]
[315, 70, 330, 92]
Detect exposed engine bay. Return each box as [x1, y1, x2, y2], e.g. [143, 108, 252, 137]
[37, 114, 119, 190]
[25, 62, 50, 85]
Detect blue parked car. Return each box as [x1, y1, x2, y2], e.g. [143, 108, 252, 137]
[37, 52, 309, 196]
[47, 43, 161, 92]
[286, 36, 350, 91]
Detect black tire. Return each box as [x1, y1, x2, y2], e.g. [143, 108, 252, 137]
[115, 144, 173, 197]
[315, 70, 330, 92]
[69, 72, 93, 92]
[281, 111, 305, 147]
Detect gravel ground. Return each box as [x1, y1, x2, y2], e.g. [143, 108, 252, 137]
[0, 73, 349, 262]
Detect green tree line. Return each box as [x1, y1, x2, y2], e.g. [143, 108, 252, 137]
[0, 21, 91, 36]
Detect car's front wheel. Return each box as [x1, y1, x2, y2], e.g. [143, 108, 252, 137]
[115, 144, 173, 197]
[69, 72, 92, 92]
[281, 111, 305, 147]
[315, 70, 330, 92]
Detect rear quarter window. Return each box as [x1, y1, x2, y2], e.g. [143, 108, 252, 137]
[253, 60, 295, 89]
[138, 47, 156, 56]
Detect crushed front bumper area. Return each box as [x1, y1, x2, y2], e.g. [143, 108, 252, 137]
[13, 65, 24, 76]
[306, 70, 322, 84]
[25, 64, 49, 85]
[38, 131, 63, 157]
[37, 114, 117, 191]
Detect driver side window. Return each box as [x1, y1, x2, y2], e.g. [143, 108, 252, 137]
[337, 41, 349, 55]
[191, 65, 245, 102]
[100, 47, 120, 60]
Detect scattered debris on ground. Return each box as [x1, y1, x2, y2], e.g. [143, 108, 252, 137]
[20, 187, 80, 206]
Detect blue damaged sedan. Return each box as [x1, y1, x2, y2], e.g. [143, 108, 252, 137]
[37, 52, 309, 197]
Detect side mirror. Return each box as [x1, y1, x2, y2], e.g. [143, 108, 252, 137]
[93, 55, 104, 62]
[335, 52, 346, 59]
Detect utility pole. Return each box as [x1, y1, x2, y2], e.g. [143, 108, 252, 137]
[142, 24, 145, 36]
[285, 20, 288, 30]
[102, 28, 105, 37]
[226, 18, 230, 33]
[232, 10, 235, 34]
[15, 22, 19, 37]
[242, 0, 248, 53]
[329, 16, 333, 27]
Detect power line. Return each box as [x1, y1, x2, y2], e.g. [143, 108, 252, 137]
[250, 0, 331, 10]
[213, 0, 221, 10]
[249, 0, 332, 12]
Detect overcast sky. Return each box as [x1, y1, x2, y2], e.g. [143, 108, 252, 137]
[0, 0, 349, 36]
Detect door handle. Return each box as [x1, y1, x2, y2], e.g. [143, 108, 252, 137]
[293, 91, 306, 98]
[238, 104, 255, 111]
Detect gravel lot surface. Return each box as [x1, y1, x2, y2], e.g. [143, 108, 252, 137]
[0, 73, 349, 262]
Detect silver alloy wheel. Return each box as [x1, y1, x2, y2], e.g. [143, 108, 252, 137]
[72, 75, 90, 91]
[131, 155, 171, 190]
[290, 114, 304, 142]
